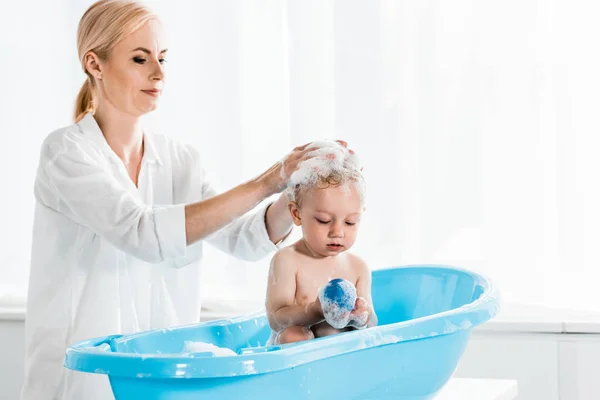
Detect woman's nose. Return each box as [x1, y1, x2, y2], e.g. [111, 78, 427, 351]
[151, 60, 164, 81]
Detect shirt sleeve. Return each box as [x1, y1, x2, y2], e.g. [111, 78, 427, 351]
[36, 145, 187, 264]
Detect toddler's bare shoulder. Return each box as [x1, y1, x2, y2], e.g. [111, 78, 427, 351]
[345, 253, 370, 273]
[270, 246, 302, 275]
[272, 245, 301, 261]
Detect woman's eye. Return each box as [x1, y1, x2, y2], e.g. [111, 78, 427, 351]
[316, 219, 330, 224]
[134, 57, 167, 65]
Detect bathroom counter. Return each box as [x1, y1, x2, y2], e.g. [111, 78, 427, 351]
[435, 378, 518, 400]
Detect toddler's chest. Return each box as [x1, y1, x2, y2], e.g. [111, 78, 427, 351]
[295, 266, 357, 305]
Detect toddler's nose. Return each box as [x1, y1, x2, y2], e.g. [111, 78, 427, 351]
[329, 224, 344, 238]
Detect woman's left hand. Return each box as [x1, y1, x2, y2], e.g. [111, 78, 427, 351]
[261, 139, 350, 195]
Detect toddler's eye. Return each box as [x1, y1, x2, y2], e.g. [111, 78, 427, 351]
[316, 218, 330, 224]
[345, 222, 356, 226]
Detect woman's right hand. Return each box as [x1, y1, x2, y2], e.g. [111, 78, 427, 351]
[262, 140, 349, 195]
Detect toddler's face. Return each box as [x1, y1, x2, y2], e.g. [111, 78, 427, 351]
[290, 182, 363, 257]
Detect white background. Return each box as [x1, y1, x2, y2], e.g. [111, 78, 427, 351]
[1, 0, 600, 312]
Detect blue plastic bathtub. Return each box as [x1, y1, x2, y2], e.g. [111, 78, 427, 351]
[64, 265, 499, 399]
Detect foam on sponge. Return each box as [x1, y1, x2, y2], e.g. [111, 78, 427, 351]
[318, 278, 357, 329]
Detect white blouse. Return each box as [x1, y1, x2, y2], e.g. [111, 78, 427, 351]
[21, 113, 283, 400]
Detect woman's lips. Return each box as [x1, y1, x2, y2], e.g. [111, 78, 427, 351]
[142, 89, 160, 97]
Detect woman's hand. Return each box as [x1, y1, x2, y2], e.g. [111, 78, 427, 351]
[261, 140, 349, 195]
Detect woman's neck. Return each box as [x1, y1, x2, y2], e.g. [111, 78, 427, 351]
[93, 105, 144, 164]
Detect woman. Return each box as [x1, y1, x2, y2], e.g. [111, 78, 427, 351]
[21, 1, 346, 399]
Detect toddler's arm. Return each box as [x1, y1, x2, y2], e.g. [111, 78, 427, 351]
[351, 258, 379, 328]
[265, 251, 325, 332]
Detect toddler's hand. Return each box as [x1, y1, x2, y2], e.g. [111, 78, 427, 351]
[347, 297, 371, 329]
[309, 296, 324, 319]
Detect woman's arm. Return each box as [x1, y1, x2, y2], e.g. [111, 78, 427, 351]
[264, 194, 294, 244]
[184, 143, 311, 245]
[187, 141, 344, 261]
[39, 137, 309, 264]
[181, 150, 295, 263]
[184, 176, 273, 245]
[39, 132, 346, 264]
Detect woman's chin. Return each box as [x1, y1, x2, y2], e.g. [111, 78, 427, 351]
[137, 102, 159, 115]
[147, 100, 160, 111]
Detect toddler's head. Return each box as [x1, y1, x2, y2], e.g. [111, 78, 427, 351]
[286, 141, 365, 257]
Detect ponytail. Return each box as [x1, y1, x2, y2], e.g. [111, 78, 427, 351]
[74, 78, 96, 123]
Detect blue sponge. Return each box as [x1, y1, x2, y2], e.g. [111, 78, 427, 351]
[318, 278, 357, 329]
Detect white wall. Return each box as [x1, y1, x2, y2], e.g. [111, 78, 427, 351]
[0, 319, 24, 400]
[454, 304, 600, 400]
[456, 331, 600, 400]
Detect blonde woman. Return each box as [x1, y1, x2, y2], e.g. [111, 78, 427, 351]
[21, 1, 347, 398]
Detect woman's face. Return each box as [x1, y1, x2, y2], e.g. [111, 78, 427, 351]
[90, 19, 168, 117]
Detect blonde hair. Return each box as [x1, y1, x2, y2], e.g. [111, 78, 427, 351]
[74, 0, 156, 122]
[290, 168, 366, 207]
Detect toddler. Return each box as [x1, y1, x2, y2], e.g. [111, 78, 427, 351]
[265, 141, 377, 344]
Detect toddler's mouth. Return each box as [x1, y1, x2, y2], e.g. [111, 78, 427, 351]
[326, 243, 344, 251]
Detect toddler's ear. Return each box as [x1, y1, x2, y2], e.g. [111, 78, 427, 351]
[288, 202, 302, 226]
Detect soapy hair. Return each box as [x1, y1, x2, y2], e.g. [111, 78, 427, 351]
[285, 140, 366, 206]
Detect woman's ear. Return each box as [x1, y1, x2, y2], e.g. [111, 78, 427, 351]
[84, 51, 103, 81]
[288, 202, 302, 226]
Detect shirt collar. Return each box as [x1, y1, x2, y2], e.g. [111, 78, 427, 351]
[76, 112, 162, 166]
[142, 130, 162, 165]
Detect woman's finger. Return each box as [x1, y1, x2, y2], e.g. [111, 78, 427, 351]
[287, 155, 312, 173]
[284, 150, 309, 168]
[294, 142, 312, 152]
[290, 147, 319, 164]
[283, 140, 355, 181]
